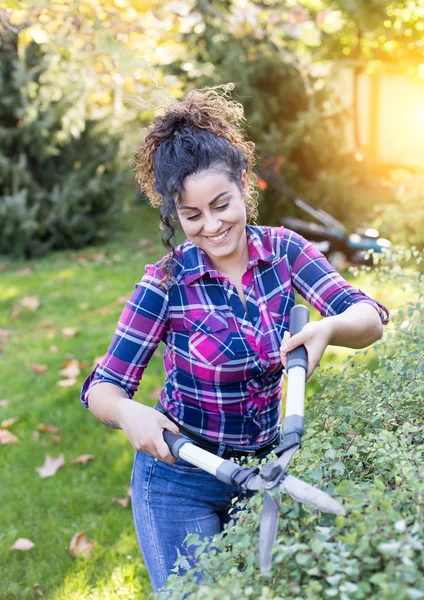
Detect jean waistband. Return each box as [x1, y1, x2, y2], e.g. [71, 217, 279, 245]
[155, 403, 281, 460]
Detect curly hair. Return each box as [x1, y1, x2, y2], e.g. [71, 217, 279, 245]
[133, 84, 258, 285]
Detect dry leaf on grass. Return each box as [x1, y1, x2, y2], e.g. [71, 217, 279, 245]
[38, 423, 61, 433]
[10, 538, 35, 551]
[138, 238, 152, 248]
[56, 378, 77, 388]
[0, 329, 11, 339]
[59, 364, 80, 378]
[150, 386, 162, 401]
[112, 496, 130, 508]
[33, 431, 40, 441]
[0, 430, 19, 444]
[19, 296, 40, 311]
[61, 327, 78, 338]
[35, 454, 65, 478]
[93, 355, 105, 366]
[33, 583, 44, 597]
[112, 484, 132, 508]
[0, 400, 10, 407]
[49, 345, 58, 353]
[32, 364, 48, 375]
[1, 417, 19, 428]
[72, 454, 94, 465]
[69, 531, 96, 558]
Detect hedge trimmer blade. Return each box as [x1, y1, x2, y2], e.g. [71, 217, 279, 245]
[280, 474, 346, 515]
[259, 490, 281, 576]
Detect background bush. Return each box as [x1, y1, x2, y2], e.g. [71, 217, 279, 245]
[0, 35, 125, 258]
[161, 248, 424, 600]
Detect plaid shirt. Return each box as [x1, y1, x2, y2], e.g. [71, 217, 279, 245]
[81, 226, 389, 446]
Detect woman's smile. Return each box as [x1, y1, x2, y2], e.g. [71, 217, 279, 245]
[204, 228, 231, 244]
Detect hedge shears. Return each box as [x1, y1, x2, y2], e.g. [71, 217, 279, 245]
[163, 305, 346, 575]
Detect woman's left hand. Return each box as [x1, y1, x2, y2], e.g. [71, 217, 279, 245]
[280, 319, 333, 380]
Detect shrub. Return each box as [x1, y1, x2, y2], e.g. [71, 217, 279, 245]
[0, 34, 125, 258]
[161, 248, 424, 600]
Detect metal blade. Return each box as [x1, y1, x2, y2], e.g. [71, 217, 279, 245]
[280, 475, 346, 515]
[259, 490, 281, 576]
[275, 445, 299, 471]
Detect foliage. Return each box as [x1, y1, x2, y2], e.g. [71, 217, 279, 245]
[372, 174, 424, 249]
[161, 247, 424, 600]
[0, 31, 124, 258]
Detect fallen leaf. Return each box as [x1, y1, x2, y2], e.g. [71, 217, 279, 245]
[32, 364, 48, 375]
[112, 496, 130, 508]
[62, 328, 78, 338]
[18, 267, 32, 275]
[35, 454, 65, 478]
[38, 423, 61, 433]
[19, 296, 40, 311]
[10, 538, 35, 551]
[150, 386, 162, 400]
[59, 364, 80, 378]
[52, 435, 62, 445]
[138, 238, 152, 247]
[147, 248, 157, 256]
[88, 251, 106, 262]
[33, 582, 44, 597]
[56, 378, 77, 387]
[33, 431, 40, 441]
[0, 430, 19, 444]
[0, 329, 11, 339]
[42, 321, 55, 328]
[69, 531, 96, 558]
[1, 417, 19, 428]
[72, 454, 94, 464]
[49, 345, 58, 353]
[0, 400, 10, 407]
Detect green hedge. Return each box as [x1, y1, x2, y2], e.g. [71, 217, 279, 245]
[161, 249, 424, 600]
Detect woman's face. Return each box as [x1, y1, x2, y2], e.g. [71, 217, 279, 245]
[176, 169, 248, 269]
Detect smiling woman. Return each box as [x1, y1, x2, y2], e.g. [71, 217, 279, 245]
[80, 84, 389, 596]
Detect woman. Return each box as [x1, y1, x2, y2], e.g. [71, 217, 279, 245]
[80, 85, 389, 595]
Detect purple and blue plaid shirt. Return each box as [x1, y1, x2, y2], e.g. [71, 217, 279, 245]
[81, 226, 389, 446]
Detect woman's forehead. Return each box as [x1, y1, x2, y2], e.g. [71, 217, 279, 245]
[179, 170, 234, 205]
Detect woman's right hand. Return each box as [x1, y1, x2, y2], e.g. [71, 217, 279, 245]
[119, 401, 180, 464]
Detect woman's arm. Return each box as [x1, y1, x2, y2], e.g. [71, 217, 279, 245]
[87, 382, 180, 463]
[321, 302, 383, 348]
[280, 303, 384, 379]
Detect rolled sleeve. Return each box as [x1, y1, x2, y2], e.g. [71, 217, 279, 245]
[80, 263, 169, 408]
[285, 229, 389, 324]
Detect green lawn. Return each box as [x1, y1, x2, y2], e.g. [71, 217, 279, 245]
[0, 204, 405, 599]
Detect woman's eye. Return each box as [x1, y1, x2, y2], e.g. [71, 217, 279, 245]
[216, 203, 229, 211]
[186, 214, 201, 221]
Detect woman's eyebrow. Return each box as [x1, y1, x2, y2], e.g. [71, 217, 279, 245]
[179, 191, 230, 211]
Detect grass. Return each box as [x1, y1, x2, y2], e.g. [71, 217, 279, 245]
[0, 203, 407, 599]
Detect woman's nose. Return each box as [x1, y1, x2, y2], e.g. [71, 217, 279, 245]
[203, 215, 222, 234]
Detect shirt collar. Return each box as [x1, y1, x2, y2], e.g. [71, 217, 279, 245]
[183, 226, 276, 286]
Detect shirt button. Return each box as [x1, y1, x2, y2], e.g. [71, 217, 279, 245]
[206, 326, 212, 333]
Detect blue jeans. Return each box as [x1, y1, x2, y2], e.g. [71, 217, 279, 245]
[131, 430, 281, 598]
